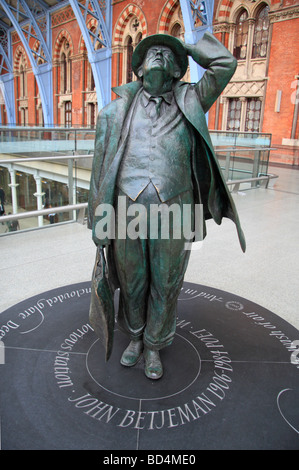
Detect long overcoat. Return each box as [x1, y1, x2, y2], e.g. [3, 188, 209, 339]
[88, 32, 246, 360]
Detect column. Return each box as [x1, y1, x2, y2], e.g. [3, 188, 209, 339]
[8, 167, 19, 214]
[227, 23, 236, 54]
[291, 75, 299, 139]
[246, 19, 256, 78]
[68, 158, 77, 221]
[221, 96, 229, 130]
[239, 97, 248, 132]
[33, 172, 45, 227]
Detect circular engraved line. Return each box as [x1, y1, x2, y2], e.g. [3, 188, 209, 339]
[85, 333, 202, 402]
[20, 312, 45, 334]
[277, 388, 299, 435]
[3, 346, 87, 356]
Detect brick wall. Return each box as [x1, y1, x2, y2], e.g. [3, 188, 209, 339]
[262, 17, 299, 164]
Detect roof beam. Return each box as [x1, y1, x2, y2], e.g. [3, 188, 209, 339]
[70, 0, 110, 49]
[0, 21, 14, 123]
[179, 0, 214, 83]
[0, 0, 51, 64]
[0, 43, 12, 73]
[180, 0, 214, 41]
[0, 23, 12, 74]
[0, 0, 53, 125]
[69, 0, 112, 109]
[0, 73, 15, 124]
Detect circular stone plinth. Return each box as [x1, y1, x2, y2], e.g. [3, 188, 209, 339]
[0, 281, 298, 450]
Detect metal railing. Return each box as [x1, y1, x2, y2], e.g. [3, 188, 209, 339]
[0, 126, 274, 180]
[226, 174, 278, 192]
[0, 152, 91, 233]
[0, 154, 92, 164]
[0, 202, 88, 224]
[0, 127, 277, 235]
[214, 146, 276, 187]
[0, 126, 95, 155]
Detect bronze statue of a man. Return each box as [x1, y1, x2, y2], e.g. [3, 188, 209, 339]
[88, 32, 246, 380]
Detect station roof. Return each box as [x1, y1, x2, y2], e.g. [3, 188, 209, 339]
[0, 1, 60, 30]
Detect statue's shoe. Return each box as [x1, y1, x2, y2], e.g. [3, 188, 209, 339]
[120, 340, 143, 367]
[144, 348, 163, 380]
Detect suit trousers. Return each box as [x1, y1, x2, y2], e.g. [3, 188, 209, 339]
[113, 182, 194, 350]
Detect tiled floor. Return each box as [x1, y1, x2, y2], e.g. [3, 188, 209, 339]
[1, 164, 299, 331]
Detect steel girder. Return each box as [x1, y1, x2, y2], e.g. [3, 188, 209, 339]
[0, 0, 51, 64]
[0, 73, 14, 124]
[0, 1, 214, 124]
[0, 21, 14, 123]
[0, 44, 12, 74]
[0, 0, 53, 125]
[179, 0, 214, 83]
[69, 0, 112, 110]
[0, 0, 113, 124]
[0, 22, 12, 74]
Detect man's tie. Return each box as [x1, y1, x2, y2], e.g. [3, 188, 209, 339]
[149, 96, 163, 120]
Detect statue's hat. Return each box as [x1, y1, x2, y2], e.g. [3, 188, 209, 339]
[132, 34, 188, 80]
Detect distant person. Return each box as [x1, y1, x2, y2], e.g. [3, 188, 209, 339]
[48, 205, 56, 224]
[0, 186, 5, 216]
[6, 213, 20, 232]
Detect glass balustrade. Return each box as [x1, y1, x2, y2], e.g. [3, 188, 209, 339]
[0, 126, 93, 234]
[210, 130, 272, 182]
[0, 126, 272, 235]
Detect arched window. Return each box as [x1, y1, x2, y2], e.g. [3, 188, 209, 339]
[233, 10, 249, 60]
[90, 69, 95, 90]
[245, 98, 262, 132]
[17, 55, 27, 98]
[65, 101, 72, 127]
[252, 5, 270, 59]
[227, 98, 241, 131]
[171, 23, 182, 39]
[20, 64, 26, 97]
[14, 52, 28, 124]
[116, 12, 144, 85]
[126, 36, 133, 83]
[60, 40, 72, 94]
[89, 102, 95, 128]
[61, 52, 67, 93]
[136, 32, 142, 46]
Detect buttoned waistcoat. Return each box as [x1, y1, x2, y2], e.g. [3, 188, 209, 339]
[117, 89, 194, 202]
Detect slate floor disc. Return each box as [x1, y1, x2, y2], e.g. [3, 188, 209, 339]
[0, 281, 298, 450]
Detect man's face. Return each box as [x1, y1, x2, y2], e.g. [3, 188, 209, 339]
[141, 45, 179, 79]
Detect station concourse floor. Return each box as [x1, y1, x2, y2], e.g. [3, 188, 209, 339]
[0, 163, 298, 332]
